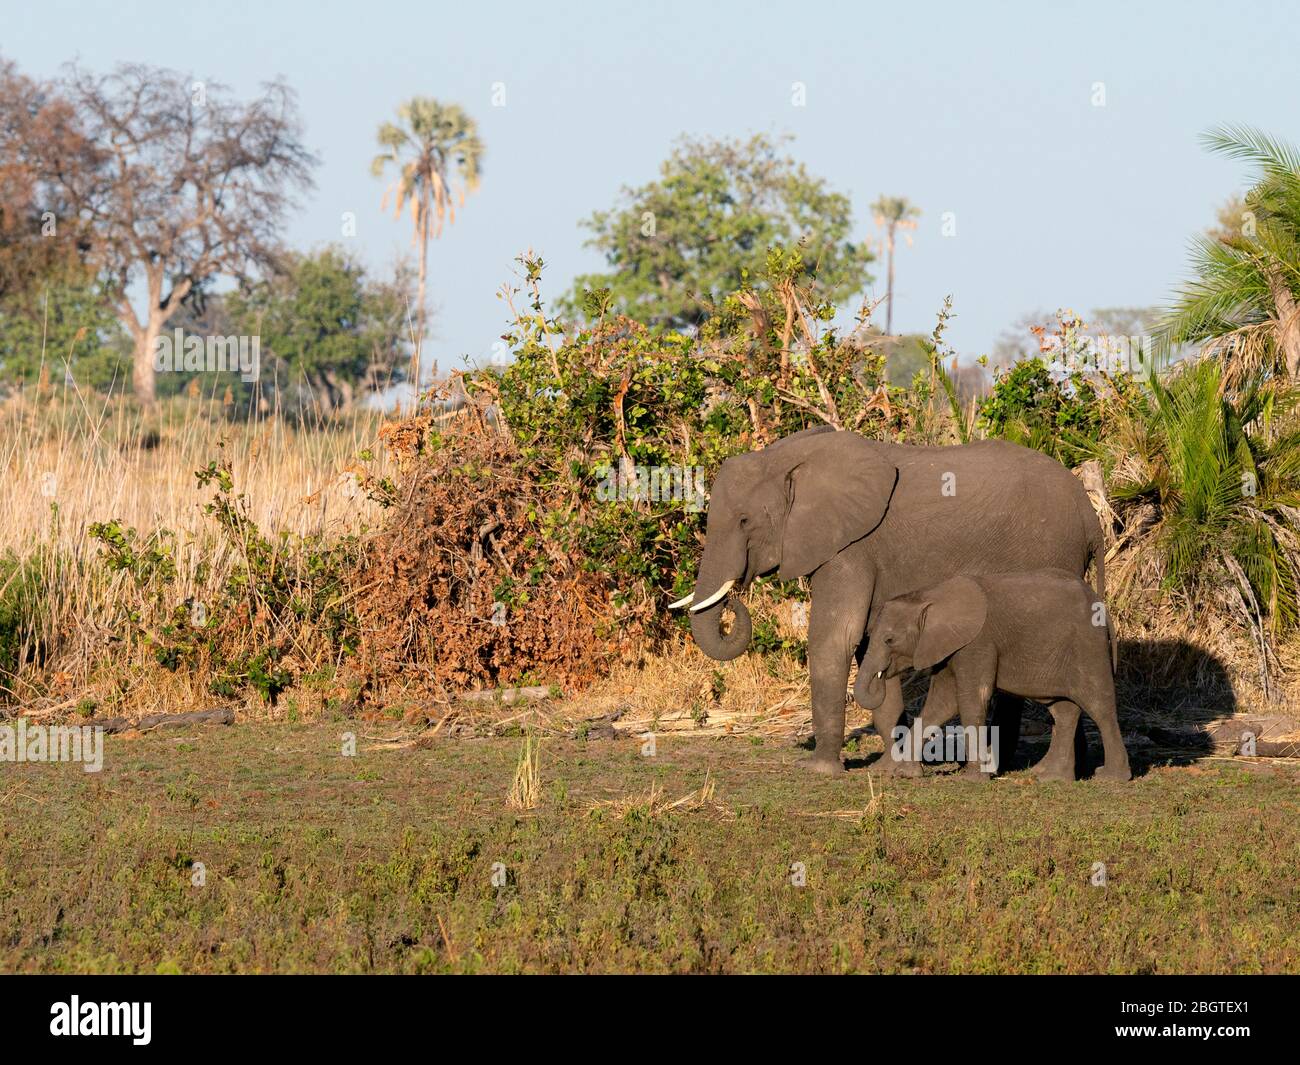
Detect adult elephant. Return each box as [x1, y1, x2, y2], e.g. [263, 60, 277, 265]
[671, 426, 1106, 775]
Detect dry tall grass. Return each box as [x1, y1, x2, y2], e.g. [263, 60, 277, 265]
[506, 732, 541, 811]
[0, 387, 392, 712]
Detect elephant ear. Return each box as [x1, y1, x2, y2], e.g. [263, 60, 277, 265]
[775, 431, 899, 580]
[913, 576, 987, 670]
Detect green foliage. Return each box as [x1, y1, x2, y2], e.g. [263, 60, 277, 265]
[228, 246, 413, 407]
[0, 278, 129, 390]
[1156, 125, 1300, 382]
[977, 358, 1106, 466]
[748, 615, 807, 663]
[195, 457, 360, 677]
[1107, 358, 1300, 635]
[88, 520, 178, 589]
[473, 252, 896, 629]
[232, 248, 363, 379]
[90, 459, 361, 702]
[566, 133, 873, 331]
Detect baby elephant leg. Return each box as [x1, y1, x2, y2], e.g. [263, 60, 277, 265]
[915, 668, 957, 769]
[873, 678, 921, 777]
[1032, 700, 1082, 781]
[957, 679, 996, 780]
[1081, 699, 1133, 782]
[918, 670, 987, 776]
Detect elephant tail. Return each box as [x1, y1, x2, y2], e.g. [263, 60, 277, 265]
[1091, 537, 1117, 672]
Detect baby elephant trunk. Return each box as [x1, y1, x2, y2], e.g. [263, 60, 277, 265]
[855, 647, 889, 708]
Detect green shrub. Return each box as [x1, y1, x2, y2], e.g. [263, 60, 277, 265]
[1107, 358, 1300, 637]
[89, 459, 362, 703]
[977, 358, 1108, 466]
[470, 250, 897, 633]
[0, 552, 43, 686]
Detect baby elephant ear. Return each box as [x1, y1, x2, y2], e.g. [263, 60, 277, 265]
[913, 576, 987, 670]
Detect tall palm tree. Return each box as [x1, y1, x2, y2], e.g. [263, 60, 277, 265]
[870, 195, 920, 335]
[371, 98, 483, 385]
[1158, 126, 1300, 385]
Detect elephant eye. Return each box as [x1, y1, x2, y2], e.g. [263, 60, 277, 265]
[883, 634, 894, 645]
[738, 515, 750, 529]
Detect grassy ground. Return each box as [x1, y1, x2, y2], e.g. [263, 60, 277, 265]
[2, 720, 1297, 974]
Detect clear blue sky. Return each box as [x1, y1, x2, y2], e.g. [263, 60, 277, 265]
[6, 0, 1296, 368]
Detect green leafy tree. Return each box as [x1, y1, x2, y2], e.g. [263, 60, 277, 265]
[44, 63, 314, 407]
[0, 276, 127, 390]
[230, 247, 413, 413]
[568, 134, 873, 331]
[371, 98, 483, 378]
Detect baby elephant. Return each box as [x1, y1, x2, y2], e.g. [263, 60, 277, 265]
[856, 569, 1131, 782]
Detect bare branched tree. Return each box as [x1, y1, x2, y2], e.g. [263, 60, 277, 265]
[48, 63, 315, 404]
[0, 59, 97, 306]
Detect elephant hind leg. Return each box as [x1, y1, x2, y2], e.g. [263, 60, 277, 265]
[1032, 699, 1082, 781]
[1079, 698, 1132, 782]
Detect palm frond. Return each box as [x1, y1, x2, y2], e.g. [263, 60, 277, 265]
[1202, 124, 1300, 178]
[372, 97, 484, 240]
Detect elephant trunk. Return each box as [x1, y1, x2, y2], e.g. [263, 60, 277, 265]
[857, 671, 886, 709]
[689, 595, 752, 662]
[688, 538, 751, 661]
[855, 646, 889, 708]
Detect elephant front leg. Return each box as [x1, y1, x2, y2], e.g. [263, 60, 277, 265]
[802, 561, 871, 775]
[915, 669, 958, 733]
[869, 677, 920, 776]
[803, 624, 855, 775]
[955, 673, 996, 780]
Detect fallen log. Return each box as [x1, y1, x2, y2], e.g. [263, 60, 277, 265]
[91, 706, 236, 734]
[456, 686, 554, 706]
[1251, 738, 1300, 758]
[1138, 716, 1300, 759]
[1204, 715, 1300, 753]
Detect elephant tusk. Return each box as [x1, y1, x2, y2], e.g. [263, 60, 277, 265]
[667, 592, 695, 609]
[688, 579, 736, 612]
[876, 671, 884, 678]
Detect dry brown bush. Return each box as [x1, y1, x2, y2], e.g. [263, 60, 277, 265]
[351, 414, 621, 698]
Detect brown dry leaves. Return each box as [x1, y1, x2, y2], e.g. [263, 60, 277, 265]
[352, 415, 619, 698]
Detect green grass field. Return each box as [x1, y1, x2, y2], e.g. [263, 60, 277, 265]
[3, 722, 1298, 974]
